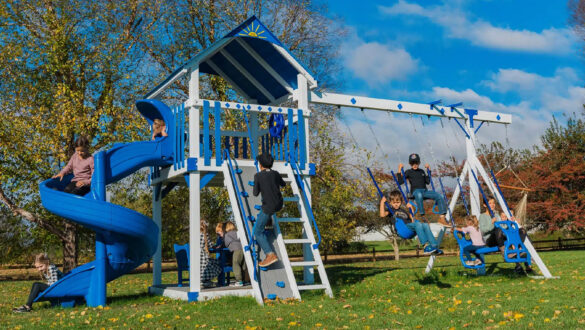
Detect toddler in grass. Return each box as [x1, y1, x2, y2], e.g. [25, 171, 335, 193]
[216, 222, 246, 286]
[13, 253, 63, 313]
[455, 215, 486, 266]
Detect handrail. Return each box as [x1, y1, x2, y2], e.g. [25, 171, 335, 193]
[223, 149, 258, 276]
[288, 152, 321, 249]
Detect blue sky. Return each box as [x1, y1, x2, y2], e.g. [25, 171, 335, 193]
[322, 0, 584, 167]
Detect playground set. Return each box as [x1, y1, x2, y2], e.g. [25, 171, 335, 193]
[35, 16, 553, 308]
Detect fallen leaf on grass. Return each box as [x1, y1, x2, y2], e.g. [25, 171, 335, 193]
[343, 304, 351, 309]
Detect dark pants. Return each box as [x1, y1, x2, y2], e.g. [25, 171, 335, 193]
[486, 227, 528, 248]
[26, 282, 49, 307]
[64, 182, 90, 196]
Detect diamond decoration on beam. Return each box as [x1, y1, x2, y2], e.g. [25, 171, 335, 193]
[398, 103, 403, 110]
[350, 98, 356, 105]
[496, 114, 501, 120]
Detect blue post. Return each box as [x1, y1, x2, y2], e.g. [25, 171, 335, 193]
[298, 109, 306, 170]
[288, 109, 294, 162]
[234, 137, 239, 158]
[180, 103, 185, 168]
[173, 107, 178, 170]
[215, 101, 222, 166]
[88, 151, 107, 307]
[203, 101, 210, 166]
[242, 137, 247, 159]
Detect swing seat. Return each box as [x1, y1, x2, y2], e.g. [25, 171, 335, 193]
[395, 217, 416, 239]
[453, 230, 499, 270]
[494, 221, 531, 265]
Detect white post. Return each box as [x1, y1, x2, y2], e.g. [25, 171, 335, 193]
[466, 119, 481, 216]
[152, 184, 162, 286]
[188, 68, 201, 295]
[297, 74, 314, 285]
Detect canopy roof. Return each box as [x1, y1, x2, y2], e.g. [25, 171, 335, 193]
[146, 16, 317, 104]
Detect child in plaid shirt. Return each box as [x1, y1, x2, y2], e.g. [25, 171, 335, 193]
[13, 253, 63, 313]
[200, 221, 222, 288]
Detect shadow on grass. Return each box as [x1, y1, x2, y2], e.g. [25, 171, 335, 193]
[326, 265, 395, 287]
[107, 292, 153, 305]
[414, 271, 452, 289]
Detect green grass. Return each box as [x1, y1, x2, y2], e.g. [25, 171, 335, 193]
[1, 250, 584, 329]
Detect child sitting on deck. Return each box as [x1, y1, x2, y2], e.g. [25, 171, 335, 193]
[379, 190, 442, 255]
[455, 215, 486, 266]
[151, 118, 168, 140]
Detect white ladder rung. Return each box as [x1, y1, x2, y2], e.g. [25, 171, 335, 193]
[290, 261, 319, 267]
[283, 239, 312, 244]
[297, 284, 327, 291]
[276, 217, 303, 223]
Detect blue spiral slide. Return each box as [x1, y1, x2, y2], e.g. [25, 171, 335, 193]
[36, 100, 175, 307]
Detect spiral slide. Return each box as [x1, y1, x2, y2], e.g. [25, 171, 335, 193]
[36, 100, 175, 307]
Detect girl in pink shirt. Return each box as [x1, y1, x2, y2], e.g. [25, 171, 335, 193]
[455, 215, 486, 266]
[52, 136, 94, 196]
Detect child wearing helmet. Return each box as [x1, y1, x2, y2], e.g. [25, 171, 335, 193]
[397, 153, 449, 226]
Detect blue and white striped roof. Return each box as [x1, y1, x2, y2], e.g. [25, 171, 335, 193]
[146, 16, 317, 104]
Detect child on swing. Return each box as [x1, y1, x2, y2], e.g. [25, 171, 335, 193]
[454, 215, 485, 266]
[397, 153, 449, 227]
[380, 190, 442, 255]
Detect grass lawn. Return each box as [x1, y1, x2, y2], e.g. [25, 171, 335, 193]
[1, 250, 584, 329]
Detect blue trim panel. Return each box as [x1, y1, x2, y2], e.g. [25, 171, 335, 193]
[203, 101, 211, 166]
[188, 292, 199, 302]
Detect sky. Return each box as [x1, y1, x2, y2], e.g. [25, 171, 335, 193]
[321, 0, 585, 169]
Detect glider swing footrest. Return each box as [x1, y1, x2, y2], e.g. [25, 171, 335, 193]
[297, 284, 327, 291]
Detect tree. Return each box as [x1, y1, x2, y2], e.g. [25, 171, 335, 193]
[0, 0, 163, 270]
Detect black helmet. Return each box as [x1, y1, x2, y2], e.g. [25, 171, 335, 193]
[409, 153, 420, 165]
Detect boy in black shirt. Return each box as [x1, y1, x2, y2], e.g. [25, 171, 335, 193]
[397, 153, 448, 226]
[379, 190, 440, 254]
[253, 153, 286, 267]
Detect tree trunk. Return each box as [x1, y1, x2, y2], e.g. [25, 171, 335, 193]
[62, 222, 78, 272]
[391, 237, 400, 261]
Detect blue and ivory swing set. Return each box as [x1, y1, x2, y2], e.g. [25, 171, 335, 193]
[140, 15, 554, 306]
[360, 100, 553, 277]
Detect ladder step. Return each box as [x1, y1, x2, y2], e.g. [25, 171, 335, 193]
[290, 261, 319, 267]
[276, 217, 303, 223]
[297, 284, 327, 291]
[283, 196, 300, 202]
[283, 239, 312, 244]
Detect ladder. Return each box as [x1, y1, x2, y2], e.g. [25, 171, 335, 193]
[222, 152, 332, 302]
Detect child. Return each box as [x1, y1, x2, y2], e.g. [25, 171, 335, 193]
[200, 220, 222, 288]
[253, 153, 286, 267]
[52, 136, 94, 196]
[217, 222, 246, 286]
[151, 118, 168, 140]
[397, 153, 448, 226]
[13, 253, 63, 313]
[380, 190, 442, 255]
[455, 215, 486, 266]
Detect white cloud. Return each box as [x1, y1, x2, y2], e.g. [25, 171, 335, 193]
[483, 67, 585, 113]
[341, 31, 420, 86]
[379, 0, 577, 54]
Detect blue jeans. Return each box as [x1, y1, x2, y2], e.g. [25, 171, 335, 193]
[253, 211, 274, 255]
[463, 245, 485, 260]
[406, 220, 437, 247]
[412, 188, 446, 215]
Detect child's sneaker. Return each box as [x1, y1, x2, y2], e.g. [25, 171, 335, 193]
[465, 260, 475, 266]
[474, 259, 483, 266]
[230, 281, 244, 287]
[12, 305, 31, 313]
[423, 246, 437, 255]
